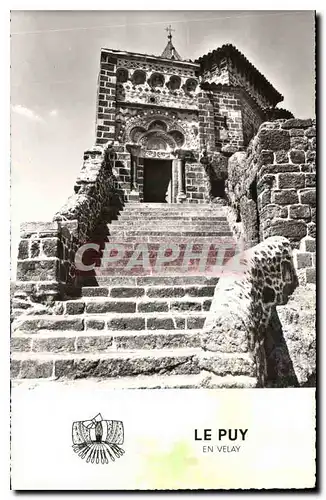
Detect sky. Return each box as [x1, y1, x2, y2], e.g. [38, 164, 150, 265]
[10, 10, 315, 271]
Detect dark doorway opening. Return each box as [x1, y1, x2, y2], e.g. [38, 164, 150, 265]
[210, 178, 225, 198]
[143, 159, 172, 202]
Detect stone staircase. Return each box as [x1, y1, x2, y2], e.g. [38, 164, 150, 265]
[12, 203, 243, 388]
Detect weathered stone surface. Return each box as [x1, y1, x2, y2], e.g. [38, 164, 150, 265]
[275, 150, 289, 164]
[86, 301, 135, 314]
[305, 126, 316, 137]
[290, 136, 309, 151]
[171, 301, 201, 312]
[259, 129, 290, 151]
[18, 240, 29, 260]
[199, 354, 255, 376]
[305, 173, 316, 187]
[299, 189, 316, 206]
[257, 174, 276, 194]
[85, 318, 105, 330]
[11, 359, 21, 378]
[186, 286, 215, 297]
[271, 189, 298, 205]
[32, 337, 76, 352]
[187, 316, 205, 329]
[54, 354, 199, 378]
[306, 268, 316, 284]
[107, 317, 145, 330]
[110, 287, 145, 298]
[266, 285, 316, 386]
[258, 190, 271, 209]
[42, 238, 59, 257]
[281, 118, 312, 129]
[138, 301, 169, 313]
[227, 151, 247, 203]
[20, 221, 60, 238]
[11, 337, 32, 352]
[201, 317, 249, 353]
[239, 197, 259, 246]
[289, 204, 311, 220]
[260, 205, 288, 220]
[147, 317, 175, 330]
[147, 287, 185, 298]
[289, 150, 305, 164]
[65, 301, 85, 315]
[16, 317, 84, 332]
[82, 287, 109, 297]
[201, 237, 298, 384]
[278, 173, 305, 189]
[311, 208, 316, 224]
[76, 336, 113, 352]
[302, 237, 316, 253]
[30, 240, 40, 258]
[16, 259, 59, 282]
[295, 252, 312, 269]
[260, 163, 300, 176]
[20, 359, 53, 379]
[307, 223, 316, 238]
[115, 333, 200, 350]
[264, 220, 307, 241]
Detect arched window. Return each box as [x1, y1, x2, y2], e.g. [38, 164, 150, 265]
[184, 78, 198, 93]
[149, 73, 165, 88]
[132, 70, 146, 85]
[168, 75, 181, 91]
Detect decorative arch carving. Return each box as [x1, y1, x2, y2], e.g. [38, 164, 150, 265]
[120, 109, 199, 151]
[138, 131, 176, 151]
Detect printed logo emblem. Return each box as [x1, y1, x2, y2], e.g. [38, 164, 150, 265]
[72, 413, 125, 464]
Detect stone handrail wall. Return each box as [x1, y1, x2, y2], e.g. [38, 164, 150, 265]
[226, 119, 316, 284]
[13, 144, 120, 318]
[199, 236, 298, 387]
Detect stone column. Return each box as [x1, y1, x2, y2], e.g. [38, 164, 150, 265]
[126, 143, 142, 202]
[174, 150, 187, 203]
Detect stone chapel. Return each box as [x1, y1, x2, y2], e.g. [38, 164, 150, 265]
[95, 27, 292, 205]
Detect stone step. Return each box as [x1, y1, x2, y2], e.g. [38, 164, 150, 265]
[97, 247, 235, 260]
[120, 208, 227, 214]
[103, 235, 233, 243]
[80, 266, 225, 278]
[11, 349, 201, 379]
[88, 241, 237, 251]
[47, 297, 213, 314]
[11, 329, 203, 353]
[11, 373, 257, 389]
[107, 230, 233, 237]
[115, 215, 228, 222]
[80, 284, 217, 296]
[80, 275, 219, 287]
[122, 203, 223, 210]
[109, 221, 230, 229]
[11, 350, 256, 381]
[14, 313, 207, 333]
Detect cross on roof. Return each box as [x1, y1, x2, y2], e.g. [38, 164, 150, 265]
[165, 25, 175, 41]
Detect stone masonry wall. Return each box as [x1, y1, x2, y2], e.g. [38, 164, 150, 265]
[96, 53, 117, 146]
[256, 119, 316, 284]
[13, 144, 120, 318]
[227, 118, 316, 284]
[210, 88, 244, 153]
[241, 93, 264, 147]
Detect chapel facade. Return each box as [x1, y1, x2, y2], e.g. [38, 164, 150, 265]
[95, 28, 292, 204]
